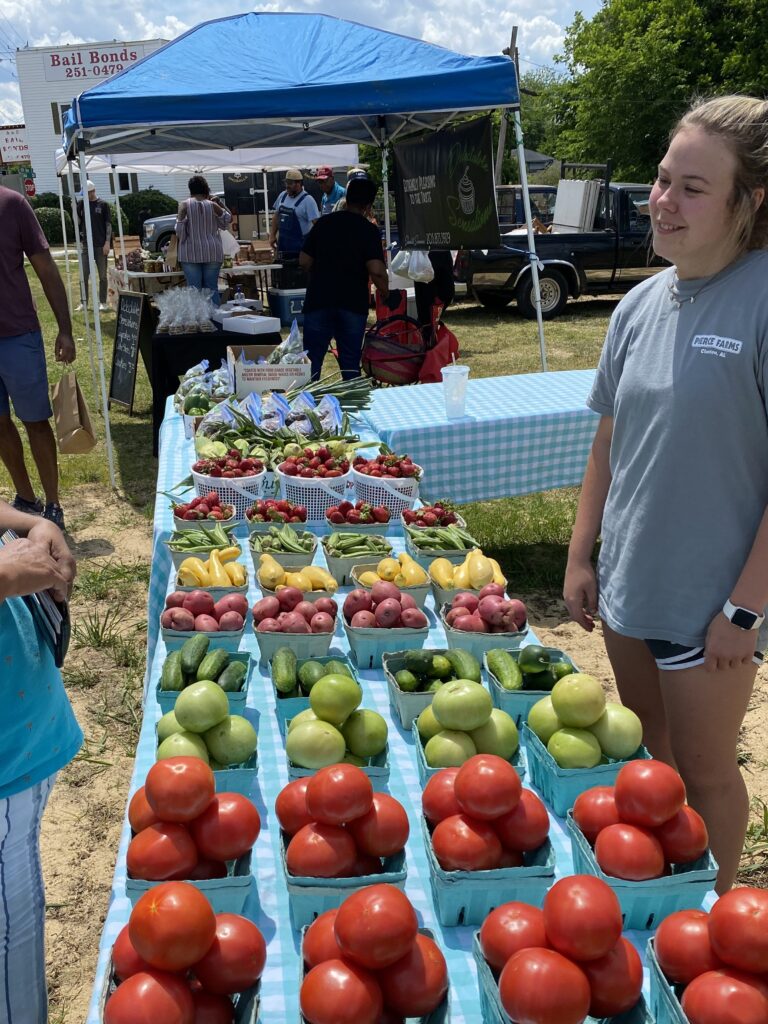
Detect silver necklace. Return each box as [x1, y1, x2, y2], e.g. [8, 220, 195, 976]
[667, 263, 733, 307]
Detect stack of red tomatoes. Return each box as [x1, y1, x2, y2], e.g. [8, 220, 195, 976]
[127, 757, 260, 881]
[655, 889, 768, 1024]
[573, 759, 709, 880]
[479, 875, 642, 1023]
[423, 755, 550, 871]
[300, 884, 448, 1024]
[105, 881, 266, 1024]
[276, 765, 410, 878]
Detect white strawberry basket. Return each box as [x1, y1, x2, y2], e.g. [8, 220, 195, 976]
[192, 469, 266, 520]
[351, 465, 422, 516]
[275, 467, 352, 522]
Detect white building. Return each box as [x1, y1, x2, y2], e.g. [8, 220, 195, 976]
[15, 38, 223, 201]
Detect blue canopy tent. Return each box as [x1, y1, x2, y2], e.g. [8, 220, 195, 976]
[62, 14, 547, 487]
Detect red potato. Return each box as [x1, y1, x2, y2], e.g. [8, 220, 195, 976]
[195, 614, 220, 632]
[295, 601, 318, 623]
[350, 610, 376, 628]
[454, 613, 489, 633]
[401, 607, 428, 629]
[310, 613, 335, 633]
[478, 583, 505, 600]
[281, 612, 311, 634]
[182, 590, 216, 617]
[478, 596, 506, 626]
[218, 611, 245, 632]
[451, 593, 479, 613]
[256, 618, 281, 632]
[160, 608, 176, 629]
[343, 590, 374, 619]
[165, 592, 186, 609]
[370, 581, 401, 605]
[399, 594, 417, 611]
[277, 587, 305, 612]
[505, 599, 528, 629]
[164, 607, 195, 631]
[252, 596, 280, 623]
[444, 607, 467, 627]
[375, 599, 402, 628]
[214, 594, 248, 619]
[313, 597, 338, 618]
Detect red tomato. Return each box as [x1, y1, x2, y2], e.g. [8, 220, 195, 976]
[594, 823, 666, 881]
[614, 759, 686, 827]
[422, 767, 462, 825]
[580, 937, 643, 1017]
[376, 933, 448, 1017]
[350, 852, 384, 876]
[112, 924, 154, 981]
[499, 947, 591, 1024]
[103, 969, 194, 1024]
[129, 881, 216, 972]
[479, 902, 550, 972]
[129, 786, 160, 833]
[543, 875, 623, 962]
[275, 778, 313, 836]
[681, 968, 768, 1024]
[191, 990, 234, 1024]
[708, 887, 768, 973]
[300, 959, 383, 1024]
[572, 786, 621, 845]
[655, 910, 723, 984]
[189, 794, 261, 862]
[126, 822, 198, 881]
[303, 909, 344, 968]
[192, 914, 266, 995]
[494, 789, 550, 852]
[334, 884, 418, 970]
[431, 814, 502, 872]
[346, 793, 409, 858]
[654, 805, 709, 864]
[305, 764, 374, 825]
[454, 754, 522, 820]
[144, 757, 215, 823]
[285, 823, 357, 878]
[186, 859, 228, 880]
[499, 848, 524, 868]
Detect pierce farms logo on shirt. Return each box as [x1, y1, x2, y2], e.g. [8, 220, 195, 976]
[691, 334, 744, 358]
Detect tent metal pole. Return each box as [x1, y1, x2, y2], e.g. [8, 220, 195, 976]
[66, 161, 100, 411]
[57, 177, 74, 312]
[380, 129, 392, 266]
[513, 109, 548, 371]
[111, 167, 129, 288]
[262, 170, 269, 243]
[78, 147, 117, 489]
[495, 28, 517, 183]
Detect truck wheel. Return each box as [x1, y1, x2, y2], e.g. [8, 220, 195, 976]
[474, 289, 514, 311]
[516, 269, 569, 319]
[155, 232, 174, 253]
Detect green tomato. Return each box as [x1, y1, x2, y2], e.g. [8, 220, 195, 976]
[587, 702, 643, 760]
[424, 729, 476, 768]
[469, 707, 519, 760]
[174, 680, 229, 734]
[204, 714, 257, 765]
[547, 727, 602, 769]
[551, 673, 606, 728]
[527, 696, 563, 745]
[157, 730, 209, 764]
[157, 710, 183, 743]
[431, 679, 492, 731]
[416, 704, 442, 742]
[286, 720, 346, 769]
[309, 674, 363, 727]
[341, 709, 388, 759]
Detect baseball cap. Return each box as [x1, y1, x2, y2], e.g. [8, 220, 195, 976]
[86, 180, 96, 190]
[315, 166, 333, 180]
[284, 167, 303, 181]
[347, 167, 369, 181]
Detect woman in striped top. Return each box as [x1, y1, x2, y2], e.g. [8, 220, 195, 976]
[175, 175, 232, 306]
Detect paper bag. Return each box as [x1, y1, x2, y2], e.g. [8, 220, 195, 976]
[50, 373, 97, 455]
[164, 233, 179, 269]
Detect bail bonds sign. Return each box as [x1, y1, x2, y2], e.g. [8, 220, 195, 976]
[43, 43, 150, 82]
[392, 117, 500, 250]
[0, 127, 29, 164]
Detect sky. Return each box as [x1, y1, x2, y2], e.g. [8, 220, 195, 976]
[0, 0, 602, 124]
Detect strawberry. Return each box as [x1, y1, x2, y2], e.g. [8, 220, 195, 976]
[338, 501, 353, 515]
[209, 510, 223, 520]
[299, 468, 314, 478]
[209, 468, 223, 478]
[372, 506, 390, 523]
[326, 505, 340, 518]
[295, 506, 307, 521]
[347, 509, 362, 524]
[197, 503, 210, 516]
[222, 470, 235, 478]
[328, 511, 345, 524]
[422, 511, 437, 526]
[204, 491, 219, 506]
[183, 510, 198, 520]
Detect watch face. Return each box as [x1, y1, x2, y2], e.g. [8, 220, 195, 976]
[731, 607, 758, 630]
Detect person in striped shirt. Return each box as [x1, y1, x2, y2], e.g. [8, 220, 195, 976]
[175, 176, 232, 306]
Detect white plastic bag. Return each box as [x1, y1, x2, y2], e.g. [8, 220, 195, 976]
[390, 249, 411, 276]
[407, 250, 435, 283]
[220, 229, 240, 258]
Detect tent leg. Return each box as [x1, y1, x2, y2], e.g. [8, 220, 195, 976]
[66, 162, 101, 412]
[513, 110, 548, 372]
[380, 132, 392, 266]
[78, 149, 117, 490]
[111, 168, 129, 288]
[495, 106, 509, 185]
[57, 178, 74, 312]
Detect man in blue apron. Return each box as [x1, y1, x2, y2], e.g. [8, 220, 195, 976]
[268, 168, 320, 261]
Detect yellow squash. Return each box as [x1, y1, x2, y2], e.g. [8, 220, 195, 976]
[178, 557, 209, 586]
[216, 546, 241, 563]
[258, 553, 285, 590]
[429, 557, 456, 590]
[467, 549, 494, 589]
[224, 561, 247, 587]
[377, 557, 401, 582]
[398, 552, 428, 586]
[207, 549, 231, 587]
[489, 558, 507, 588]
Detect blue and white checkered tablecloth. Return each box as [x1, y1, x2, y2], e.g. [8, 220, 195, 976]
[360, 369, 600, 505]
[86, 397, 659, 1023]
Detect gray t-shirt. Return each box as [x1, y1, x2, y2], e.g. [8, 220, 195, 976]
[588, 250, 768, 648]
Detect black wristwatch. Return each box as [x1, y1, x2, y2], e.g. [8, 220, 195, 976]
[723, 599, 765, 631]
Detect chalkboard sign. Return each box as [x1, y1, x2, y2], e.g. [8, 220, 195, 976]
[109, 292, 153, 412]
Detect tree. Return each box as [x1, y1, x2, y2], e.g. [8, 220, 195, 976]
[557, 0, 768, 181]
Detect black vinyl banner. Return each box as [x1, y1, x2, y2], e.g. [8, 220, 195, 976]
[392, 116, 500, 250]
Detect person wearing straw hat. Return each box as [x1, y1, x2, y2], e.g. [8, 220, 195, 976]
[75, 180, 112, 312]
[268, 168, 319, 260]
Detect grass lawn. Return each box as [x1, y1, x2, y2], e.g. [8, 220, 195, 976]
[16, 263, 615, 584]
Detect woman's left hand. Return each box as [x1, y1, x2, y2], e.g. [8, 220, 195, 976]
[704, 612, 756, 672]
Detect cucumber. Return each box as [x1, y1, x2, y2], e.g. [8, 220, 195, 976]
[298, 660, 328, 692]
[160, 650, 185, 692]
[272, 646, 298, 694]
[323, 659, 352, 678]
[217, 660, 247, 693]
[180, 634, 210, 678]
[486, 649, 523, 691]
[523, 667, 557, 691]
[427, 654, 453, 680]
[197, 649, 230, 682]
[404, 650, 433, 677]
[395, 669, 420, 693]
[444, 648, 481, 683]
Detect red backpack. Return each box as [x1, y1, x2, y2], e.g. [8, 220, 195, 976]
[361, 314, 426, 385]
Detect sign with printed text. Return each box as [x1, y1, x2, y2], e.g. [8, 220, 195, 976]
[42, 43, 149, 82]
[392, 116, 500, 250]
[0, 127, 30, 164]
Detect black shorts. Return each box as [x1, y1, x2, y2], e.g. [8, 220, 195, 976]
[645, 638, 764, 671]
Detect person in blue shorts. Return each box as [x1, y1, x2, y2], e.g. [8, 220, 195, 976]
[564, 95, 768, 892]
[0, 499, 81, 1022]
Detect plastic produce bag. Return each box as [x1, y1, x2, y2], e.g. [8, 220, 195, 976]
[267, 319, 308, 365]
[390, 249, 411, 276]
[317, 395, 343, 434]
[407, 250, 435, 283]
[237, 392, 262, 425]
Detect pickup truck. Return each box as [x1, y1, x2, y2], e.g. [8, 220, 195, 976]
[142, 193, 226, 252]
[459, 183, 665, 318]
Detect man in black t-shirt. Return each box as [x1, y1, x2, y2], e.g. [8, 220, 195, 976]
[299, 178, 388, 380]
[75, 180, 112, 311]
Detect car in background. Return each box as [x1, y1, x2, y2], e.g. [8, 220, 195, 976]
[142, 193, 226, 252]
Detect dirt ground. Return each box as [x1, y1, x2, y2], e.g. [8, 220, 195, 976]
[38, 492, 768, 1023]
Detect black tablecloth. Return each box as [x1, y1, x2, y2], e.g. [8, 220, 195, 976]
[151, 327, 281, 454]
